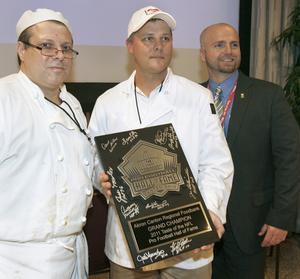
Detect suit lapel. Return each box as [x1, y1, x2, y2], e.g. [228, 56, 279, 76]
[227, 72, 253, 146]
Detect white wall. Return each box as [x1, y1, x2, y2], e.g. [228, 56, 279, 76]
[0, 0, 239, 82]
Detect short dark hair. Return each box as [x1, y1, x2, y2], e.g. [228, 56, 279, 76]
[17, 28, 32, 65]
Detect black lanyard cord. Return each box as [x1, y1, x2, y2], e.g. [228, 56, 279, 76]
[134, 79, 164, 125]
[44, 97, 91, 143]
[134, 84, 142, 124]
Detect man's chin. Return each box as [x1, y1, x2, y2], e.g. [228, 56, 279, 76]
[219, 67, 237, 74]
[149, 65, 168, 75]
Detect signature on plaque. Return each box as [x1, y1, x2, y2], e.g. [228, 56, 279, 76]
[122, 131, 138, 145]
[154, 126, 179, 150]
[136, 249, 168, 264]
[101, 137, 118, 152]
[184, 167, 197, 199]
[121, 203, 139, 219]
[107, 167, 117, 189]
[146, 200, 170, 210]
[170, 237, 192, 255]
[107, 167, 127, 203]
[115, 185, 128, 203]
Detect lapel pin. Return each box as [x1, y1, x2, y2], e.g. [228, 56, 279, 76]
[240, 93, 245, 99]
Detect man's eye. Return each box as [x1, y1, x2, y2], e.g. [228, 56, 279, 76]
[62, 45, 72, 51]
[214, 42, 225, 48]
[143, 36, 153, 42]
[231, 42, 239, 48]
[40, 43, 53, 49]
[162, 36, 171, 42]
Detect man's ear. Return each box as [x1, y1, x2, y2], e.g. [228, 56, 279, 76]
[126, 38, 134, 54]
[17, 41, 26, 62]
[199, 47, 206, 63]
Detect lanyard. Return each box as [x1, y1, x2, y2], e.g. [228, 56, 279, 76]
[208, 81, 237, 127]
[134, 79, 164, 124]
[44, 97, 92, 143]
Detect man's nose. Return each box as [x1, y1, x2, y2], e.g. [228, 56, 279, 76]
[223, 44, 233, 54]
[54, 49, 65, 60]
[153, 39, 163, 50]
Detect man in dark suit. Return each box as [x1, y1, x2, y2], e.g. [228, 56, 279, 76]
[199, 23, 300, 279]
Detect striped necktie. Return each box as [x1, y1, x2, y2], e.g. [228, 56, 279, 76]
[214, 86, 224, 120]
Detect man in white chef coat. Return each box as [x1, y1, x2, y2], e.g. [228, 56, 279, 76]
[0, 8, 93, 279]
[89, 6, 234, 279]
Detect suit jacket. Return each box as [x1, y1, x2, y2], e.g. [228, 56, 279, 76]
[203, 71, 300, 254]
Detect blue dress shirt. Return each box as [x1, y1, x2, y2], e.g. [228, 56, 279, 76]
[208, 71, 239, 136]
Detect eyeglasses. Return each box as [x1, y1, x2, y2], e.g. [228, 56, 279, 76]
[21, 41, 79, 59]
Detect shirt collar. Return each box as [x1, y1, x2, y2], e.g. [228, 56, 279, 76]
[18, 70, 67, 102]
[129, 68, 172, 97]
[209, 70, 239, 98]
[18, 70, 44, 100]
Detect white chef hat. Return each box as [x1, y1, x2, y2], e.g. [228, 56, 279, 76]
[16, 8, 72, 39]
[127, 6, 176, 39]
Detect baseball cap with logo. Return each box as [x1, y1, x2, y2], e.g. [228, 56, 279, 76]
[16, 8, 72, 39]
[127, 6, 176, 39]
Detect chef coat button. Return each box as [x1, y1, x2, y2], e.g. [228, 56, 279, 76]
[61, 187, 68, 193]
[57, 155, 64, 162]
[81, 216, 87, 224]
[86, 189, 92, 196]
[83, 159, 89, 166]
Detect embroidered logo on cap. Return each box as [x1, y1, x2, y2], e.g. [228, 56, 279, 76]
[145, 8, 160, 15]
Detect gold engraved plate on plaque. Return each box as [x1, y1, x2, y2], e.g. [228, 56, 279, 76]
[118, 140, 184, 200]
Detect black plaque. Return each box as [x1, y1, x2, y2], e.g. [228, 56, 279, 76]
[95, 123, 219, 268]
